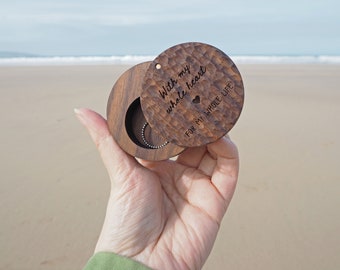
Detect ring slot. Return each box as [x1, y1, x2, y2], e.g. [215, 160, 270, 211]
[107, 62, 185, 160]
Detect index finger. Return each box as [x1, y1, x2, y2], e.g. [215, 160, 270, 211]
[75, 108, 140, 184]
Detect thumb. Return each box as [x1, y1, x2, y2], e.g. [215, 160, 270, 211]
[74, 108, 140, 184]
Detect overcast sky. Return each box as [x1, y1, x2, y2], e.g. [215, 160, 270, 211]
[1, 0, 339, 56]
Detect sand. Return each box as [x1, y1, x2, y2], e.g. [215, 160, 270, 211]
[0, 63, 339, 269]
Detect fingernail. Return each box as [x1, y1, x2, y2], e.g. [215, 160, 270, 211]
[74, 108, 86, 125]
[74, 108, 81, 115]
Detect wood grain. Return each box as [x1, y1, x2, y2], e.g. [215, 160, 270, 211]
[106, 62, 185, 160]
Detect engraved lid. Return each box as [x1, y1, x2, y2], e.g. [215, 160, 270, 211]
[140, 42, 245, 147]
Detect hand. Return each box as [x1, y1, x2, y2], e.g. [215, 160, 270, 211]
[75, 108, 239, 270]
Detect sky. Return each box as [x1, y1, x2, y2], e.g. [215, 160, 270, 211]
[1, 0, 339, 56]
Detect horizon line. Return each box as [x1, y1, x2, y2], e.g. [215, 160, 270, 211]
[1, 55, 340, 66]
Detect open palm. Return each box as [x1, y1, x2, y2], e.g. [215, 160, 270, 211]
[76, 108, 239, 270]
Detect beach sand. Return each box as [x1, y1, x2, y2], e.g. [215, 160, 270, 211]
[1, 64, 339, 269]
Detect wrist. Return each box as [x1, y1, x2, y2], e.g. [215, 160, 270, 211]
[84, 252, 152, 270]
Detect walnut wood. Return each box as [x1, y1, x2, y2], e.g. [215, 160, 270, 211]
[140, 42, 244, 147]
[107, 62, 185, 160]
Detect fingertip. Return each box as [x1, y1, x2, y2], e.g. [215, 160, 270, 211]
[208, 135, 239, 160]
[74, 108, 109, 138]
[74, 107, 89, 116]
[74, 107, 85, 124]
[74, 108, 100, 127]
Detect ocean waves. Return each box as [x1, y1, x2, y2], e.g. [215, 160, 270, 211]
[0, 55, 155, 66]
[0, 55, 340, 66]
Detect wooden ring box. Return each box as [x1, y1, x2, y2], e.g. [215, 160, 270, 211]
[107, 42, 244, 160]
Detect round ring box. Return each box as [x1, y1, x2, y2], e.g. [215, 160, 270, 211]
[107, 62, 185, 160]
[107, 42, 244, 160]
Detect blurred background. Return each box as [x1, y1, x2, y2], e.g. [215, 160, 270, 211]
[1, 1, 339, 270]
[1, 0, 339, 57]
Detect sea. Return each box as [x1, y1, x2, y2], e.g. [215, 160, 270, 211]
[1, 54, 340, 66]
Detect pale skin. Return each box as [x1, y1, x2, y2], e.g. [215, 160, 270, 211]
[75, 108, 239, 270]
